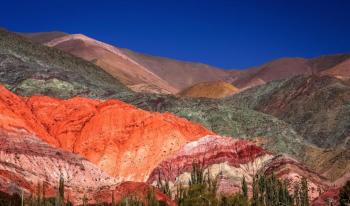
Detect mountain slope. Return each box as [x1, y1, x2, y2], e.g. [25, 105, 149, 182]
[0, 100, 118, 204]
[22, 31, 68, 43]
[228, 75, 350, 182]
[229, 75, 350, 149]
[321, 58, 350, 80]
[178, 80, 239, 98]
[24, 32, 231, 93]
[0, 128, 175, 205]
[231, 58, 312, 89]
[121, 48, 231, 90]
[0, 86, 212, 182]
[43, 34, 177, 94]
[0, 29, 131, 99]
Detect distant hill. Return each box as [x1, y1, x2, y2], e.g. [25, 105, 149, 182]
[121, 48, 230, 91]
[23, 32, 231, 94]
[178, 80, 239, 98]
[227, 54, 350, 90]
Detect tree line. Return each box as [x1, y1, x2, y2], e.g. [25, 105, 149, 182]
[0, 165, 349, 205]
[156, 162, 311, 206]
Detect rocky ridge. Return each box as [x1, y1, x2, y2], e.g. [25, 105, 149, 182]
[148, 135, 330, 201]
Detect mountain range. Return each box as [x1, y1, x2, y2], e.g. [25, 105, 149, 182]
[0, 28, 349, 205]
[23, 31, 350, 96]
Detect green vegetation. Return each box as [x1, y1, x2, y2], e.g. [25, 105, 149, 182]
[0, 190, 21, 206]
[242, 176, 248, 200]
[110, 188, 166, 206]
[156, 162, 310, 206]
[0, 163, 317, 206]
[25, 176, 73, 206]
[175, 163, 219, 206]
[251, 174, 293, 206]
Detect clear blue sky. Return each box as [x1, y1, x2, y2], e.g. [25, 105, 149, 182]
[1, 0, 350, 69]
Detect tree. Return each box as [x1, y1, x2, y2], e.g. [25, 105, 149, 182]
[220, 193, 249, 206]
[156, 170, 171, 197]
[0, 190, 21, 206]
[258, 175, 266, 205]
[36, 181, 42, 206]
[175, 161, 219, 206]
[294, 182, 301, 206]
[112, 190, 116, 206]
[251, 174, 293, 206]
[82, 193, 88, 206]
[251, 176, 259, 206]
[300, 177, 309, 206]
[59, 175, 64, 206]
[339, 180, 350, 206]
[241, 176, 248, 200]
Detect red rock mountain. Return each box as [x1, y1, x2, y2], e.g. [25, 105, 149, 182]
[0, 93, 176, 204]
[0, 86, 212, 182]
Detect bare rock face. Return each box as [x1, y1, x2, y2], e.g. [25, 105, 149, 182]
[0, 130, 175, 205]
[0, 85, 212, 182]
[312, 188, 340, 206]
[148, 135, 330, 200]
[148, 135, 272, 195]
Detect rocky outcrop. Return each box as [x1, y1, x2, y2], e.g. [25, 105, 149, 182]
[0, 127, 117, 204]
[0, 85, 212, 182]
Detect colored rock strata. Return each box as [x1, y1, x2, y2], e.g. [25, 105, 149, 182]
[148, 135, 330, 200]
[0, 85, 212, 182]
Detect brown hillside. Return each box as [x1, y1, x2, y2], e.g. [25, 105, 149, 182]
[179, 80, 239, 98]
